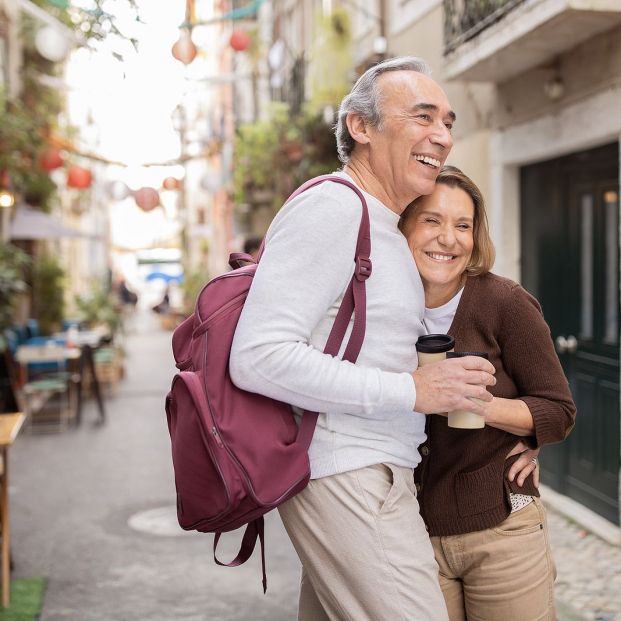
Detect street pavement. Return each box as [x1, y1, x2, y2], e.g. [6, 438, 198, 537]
[10, 311, 621, 620]
[12, 312, 300, 621]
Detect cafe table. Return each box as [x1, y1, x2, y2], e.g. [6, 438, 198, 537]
[0, 413, 25, 607]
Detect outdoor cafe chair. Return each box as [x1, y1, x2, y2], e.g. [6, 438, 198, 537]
[15, 344, 79, 432]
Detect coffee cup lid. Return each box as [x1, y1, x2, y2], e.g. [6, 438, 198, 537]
[446, 351, 489, 359]
[416, 334, 455, 353]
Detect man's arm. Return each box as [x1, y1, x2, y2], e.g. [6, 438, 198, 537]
[230, 186, 417, 417]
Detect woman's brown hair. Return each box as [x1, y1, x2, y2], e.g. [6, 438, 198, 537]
[399, 165, 495, 276]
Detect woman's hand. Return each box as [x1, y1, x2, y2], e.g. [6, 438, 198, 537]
[506, 441, 540, 488]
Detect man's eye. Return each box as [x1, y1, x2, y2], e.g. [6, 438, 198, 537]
[417, 114, 432, 122]
[445, 123, 453, 131]
[425, 218, 440, 224]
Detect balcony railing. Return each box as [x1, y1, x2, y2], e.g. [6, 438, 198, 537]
[444, 0, 527, 54]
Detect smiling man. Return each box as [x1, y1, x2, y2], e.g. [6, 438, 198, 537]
[230, 57, 495, 620]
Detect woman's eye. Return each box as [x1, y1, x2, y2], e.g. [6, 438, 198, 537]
[424, 218, 440, 224]
[457, 224, 471, 231]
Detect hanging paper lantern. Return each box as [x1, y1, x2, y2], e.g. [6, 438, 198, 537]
[39, 147, 64, 172]
[171, 30, 197, 65]
[108, 180, 130, 201]
[35, 26, 70, 62]
[162, 176, 180, 191]
[134, 187, 160, 212]
[67, 165, 92, 189]
[200, 171, 222, 193]
[229, 30, 251, 52]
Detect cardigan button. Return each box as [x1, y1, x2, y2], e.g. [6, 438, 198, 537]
[421, 445, 430, 456]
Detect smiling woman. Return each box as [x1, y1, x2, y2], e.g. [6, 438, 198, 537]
[399, 165, 575, 621]
[400, 165, 494, 307]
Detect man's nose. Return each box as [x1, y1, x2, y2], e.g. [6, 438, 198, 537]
[431, 122, 453, 151]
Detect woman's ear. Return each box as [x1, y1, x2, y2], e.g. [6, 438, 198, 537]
[346, 112, 371, 146]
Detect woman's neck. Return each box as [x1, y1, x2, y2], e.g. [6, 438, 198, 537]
[424, 278, 464, 309]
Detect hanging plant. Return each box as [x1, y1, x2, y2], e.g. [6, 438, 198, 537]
[233, 103, 340, 211]
[307, 8, 353, 113]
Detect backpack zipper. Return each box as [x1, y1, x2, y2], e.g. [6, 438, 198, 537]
[174, 373, 232, 529]
[193, 292, 247, 338]
[202, 333, 308, 507]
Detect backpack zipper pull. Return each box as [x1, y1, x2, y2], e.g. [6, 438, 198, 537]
[212, 426, 224, 448]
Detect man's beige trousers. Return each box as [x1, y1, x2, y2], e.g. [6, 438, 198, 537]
[432, 497, 556, 621]
[278, 463, 449, 621]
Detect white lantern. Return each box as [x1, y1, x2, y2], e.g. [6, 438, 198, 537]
[108, 180, 130, 201]
[201, 171, 222, 193]
[35, 26, 70, 63]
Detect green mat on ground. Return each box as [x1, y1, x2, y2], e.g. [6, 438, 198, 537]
[0, 578, 47, 621]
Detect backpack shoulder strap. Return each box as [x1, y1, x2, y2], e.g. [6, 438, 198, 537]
[289, 175, 372, 449]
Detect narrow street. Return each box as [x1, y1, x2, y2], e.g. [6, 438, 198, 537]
[11, 312, 300, 621]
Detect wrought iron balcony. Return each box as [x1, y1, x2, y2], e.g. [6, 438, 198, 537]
[444, 0, 526, 54]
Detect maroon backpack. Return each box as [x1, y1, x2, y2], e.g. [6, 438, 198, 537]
[165, 175, 372, 591]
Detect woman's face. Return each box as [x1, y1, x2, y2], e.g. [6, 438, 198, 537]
[404, 184, 475, 297]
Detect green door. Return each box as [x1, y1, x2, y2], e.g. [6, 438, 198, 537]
[520, 142, 620, 525]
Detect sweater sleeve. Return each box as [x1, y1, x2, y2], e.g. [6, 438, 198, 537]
[229, 184, 416, 417]
[499, 284, 576, 447]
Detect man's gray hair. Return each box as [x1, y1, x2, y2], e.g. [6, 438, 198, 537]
[335, 56, 431, 164]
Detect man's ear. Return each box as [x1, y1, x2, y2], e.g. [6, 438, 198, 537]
[346, 112, 371, 146]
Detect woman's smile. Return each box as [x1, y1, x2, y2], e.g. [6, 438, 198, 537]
[403, 184, 475, 307]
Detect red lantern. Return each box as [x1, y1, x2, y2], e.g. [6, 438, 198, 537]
[67, 165, 92, 189]
[162, 176, 180, 191]
[134, 187, 160, 212]
[39, 147, 64, 171]
[172, 30, 197, 65]
[229, 30, 251, 52]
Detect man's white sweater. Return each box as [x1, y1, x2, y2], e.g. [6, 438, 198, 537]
[229, 174, 427, 478]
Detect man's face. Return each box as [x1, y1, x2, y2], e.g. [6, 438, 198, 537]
[365, 72, 454, 205]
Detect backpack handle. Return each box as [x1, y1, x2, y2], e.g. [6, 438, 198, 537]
[228, 252, 256, 270]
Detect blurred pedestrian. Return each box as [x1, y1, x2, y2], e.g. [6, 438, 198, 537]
[400, 165, 576, 621]
[230, 57, 496, 620]
[117, 278, 138, 308]
[243, 236, 262, 261]
[152, 286, 170, 315]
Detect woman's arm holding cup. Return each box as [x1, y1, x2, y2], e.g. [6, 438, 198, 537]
[482, 396, 535, 436]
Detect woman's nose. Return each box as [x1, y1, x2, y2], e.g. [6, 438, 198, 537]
[438, 226, 456, 246]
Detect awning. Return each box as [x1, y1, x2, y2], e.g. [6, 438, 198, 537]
[9, 205, 95, 240]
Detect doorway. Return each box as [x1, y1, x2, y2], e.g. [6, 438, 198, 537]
[521, 142, 620, 525]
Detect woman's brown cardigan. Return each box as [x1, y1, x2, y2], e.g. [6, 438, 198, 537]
[416, 272, 576, 537]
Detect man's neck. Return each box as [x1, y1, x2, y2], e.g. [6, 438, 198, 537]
[343, 160, 407, 215]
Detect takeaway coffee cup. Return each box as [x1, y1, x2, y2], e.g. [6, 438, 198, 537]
[415, 334, 455, 367]
[446, 351, 489, 429]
